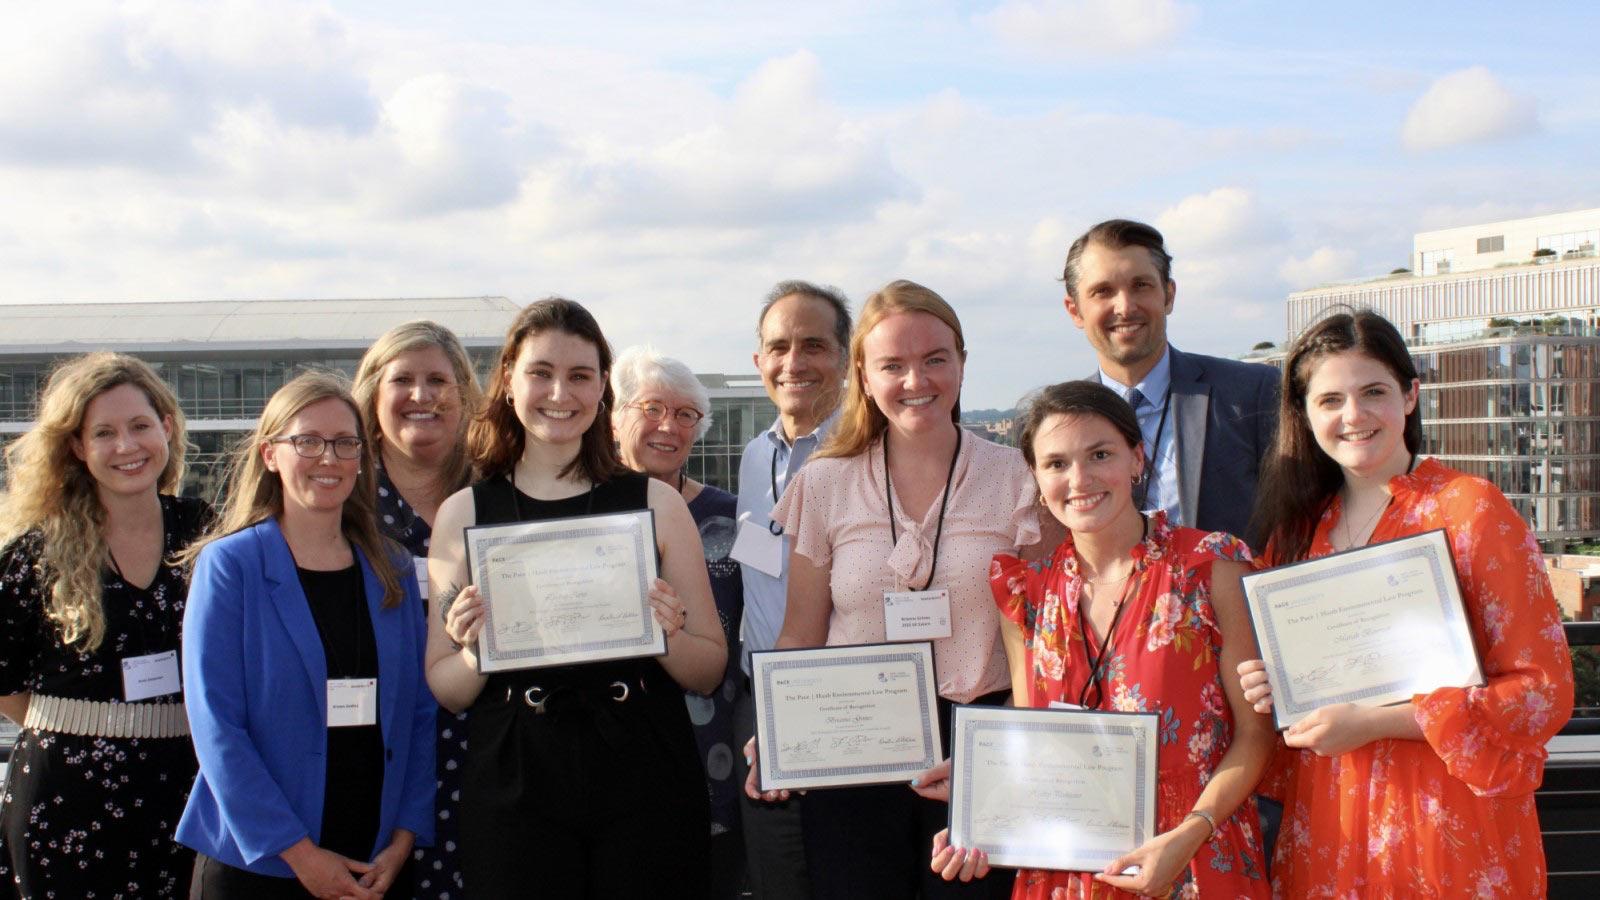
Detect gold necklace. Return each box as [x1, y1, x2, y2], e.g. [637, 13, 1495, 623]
[1338, 492, 1391, 549]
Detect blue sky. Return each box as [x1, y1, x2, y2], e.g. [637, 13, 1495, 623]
[2, 1, 1596, 407]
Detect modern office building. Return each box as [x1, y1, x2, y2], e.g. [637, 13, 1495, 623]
[1285, 209, 1600, 547]
[0, 298, 774, 498]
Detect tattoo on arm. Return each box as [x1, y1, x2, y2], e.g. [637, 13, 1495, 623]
[435, 582, 463, 623]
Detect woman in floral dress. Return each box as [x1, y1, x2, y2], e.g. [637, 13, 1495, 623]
[354, 320, 481, 899]
[935, 380, 1272, 899]
[0, 353, 209, 898]
[1239, 309, 1573, 897]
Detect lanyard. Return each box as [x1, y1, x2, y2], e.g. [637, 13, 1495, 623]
[883, 431, 962, 592]
[767, 447, 785, 536]
[1075, 515, 1148, 709]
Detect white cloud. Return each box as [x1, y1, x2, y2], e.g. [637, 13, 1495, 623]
[1155, 188, 1279, 253]
[979, 0, 1197, 58]
[0, 1, 377, 170]
[518, 50, 909, 231]
[1401, 66, 1537, 151]
[1279, 247, 1358, 289]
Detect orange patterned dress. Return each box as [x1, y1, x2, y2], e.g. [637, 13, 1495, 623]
[990, 513, 1270, 900]
[1263, 459, 1574, 898]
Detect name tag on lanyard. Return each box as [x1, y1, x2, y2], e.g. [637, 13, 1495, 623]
[731, 518, 785, 577]
[413, 556, 430, 599]
[327, 678, 378, 727]
[883, 589, 952, 641]
[121, 650, 181, 701]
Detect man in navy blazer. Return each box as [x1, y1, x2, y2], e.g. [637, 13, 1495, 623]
[1062, 218, 1279, 547]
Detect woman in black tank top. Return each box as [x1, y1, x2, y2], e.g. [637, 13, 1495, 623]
[421, 299, 726, 898]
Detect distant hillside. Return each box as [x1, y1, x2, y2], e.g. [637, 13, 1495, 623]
[962, 407, 1018, 424]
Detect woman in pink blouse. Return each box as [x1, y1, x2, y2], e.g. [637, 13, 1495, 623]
[744, 279, 1040, 899]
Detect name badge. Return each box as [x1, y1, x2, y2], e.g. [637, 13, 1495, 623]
[730, 519, 785, 578]
[327, 678, 378, 728]
[413, 556, 430, 600]
[1047, 700, 1086, 710]
[121, 650, 181, 701]
[883, 589, 952, 641]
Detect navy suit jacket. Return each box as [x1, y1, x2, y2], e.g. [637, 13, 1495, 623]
[1095, 345, 1279, 547]
[177, 518, 436, 877]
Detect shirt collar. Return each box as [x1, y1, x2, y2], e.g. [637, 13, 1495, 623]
[1098, 345, 1173, 403]
[763, 406, 841, 451]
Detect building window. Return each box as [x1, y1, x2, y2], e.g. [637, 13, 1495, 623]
[1537, 230, 1600, 258]
[1476, 235, 1504, 254]
[1420, 249, 1454, 276]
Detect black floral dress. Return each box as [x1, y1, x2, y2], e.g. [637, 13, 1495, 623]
[0, 495, 210, 899]
[376, 470, 465, 900]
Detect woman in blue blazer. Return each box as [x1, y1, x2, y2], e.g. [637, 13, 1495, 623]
[179, 373, 436, 899]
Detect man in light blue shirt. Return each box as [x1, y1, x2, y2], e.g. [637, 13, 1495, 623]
[1096, 346, 1180, 522]
[732, 279, 851, 900]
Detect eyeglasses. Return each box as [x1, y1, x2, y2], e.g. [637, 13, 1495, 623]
[629, 400, 705, 428]
[271, 434, 365, 459]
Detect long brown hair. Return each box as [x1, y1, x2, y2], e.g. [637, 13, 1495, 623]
[469, 297, 625, 483]
[183, 372, 405, 607]
[817, 280, 966, 460]
[352, 320, 482, 496]
[0, 353, 188, 650]
[1252, 308, 1422, 563]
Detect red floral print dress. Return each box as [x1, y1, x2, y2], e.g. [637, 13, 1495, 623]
[1260, 459, 1574, 899]
[990, 512, 1270, 899]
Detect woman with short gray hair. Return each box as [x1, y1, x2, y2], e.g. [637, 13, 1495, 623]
[611, 345, 746, 899]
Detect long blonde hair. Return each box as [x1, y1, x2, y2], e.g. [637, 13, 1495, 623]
[817, 279, 966, 460]
[352, 320, 482, 496]
[184, 372, 404, 607]
[0, 353, 188, 651]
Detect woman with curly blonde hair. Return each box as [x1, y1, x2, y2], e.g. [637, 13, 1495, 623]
[0, 352, 211, 898]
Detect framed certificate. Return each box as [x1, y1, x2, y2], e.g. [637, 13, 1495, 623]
[464, 510, 664, 673]
[949, 706, 1158, 872]
[752, 642, 942, 792]
[1242, 529, 1485, 730]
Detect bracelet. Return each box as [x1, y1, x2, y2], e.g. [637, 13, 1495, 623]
[1184, 809, 1217, 839]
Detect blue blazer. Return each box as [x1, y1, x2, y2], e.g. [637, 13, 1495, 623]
[1167, 346, 1279, 545]
[177, 518, 436, 877]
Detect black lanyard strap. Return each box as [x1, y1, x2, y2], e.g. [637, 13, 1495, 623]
[883, 431, 962, 592]
[1075, 515, 1149, 709]
[767, 447, 785, 536]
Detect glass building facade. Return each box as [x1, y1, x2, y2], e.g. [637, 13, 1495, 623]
[1, 354, 774, 500]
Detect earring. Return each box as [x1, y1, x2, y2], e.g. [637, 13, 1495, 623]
[505, 394, 514, 406]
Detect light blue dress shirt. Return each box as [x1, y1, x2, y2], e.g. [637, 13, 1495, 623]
[1099, 346, 1181, 523]
[734, 411, 839, 675]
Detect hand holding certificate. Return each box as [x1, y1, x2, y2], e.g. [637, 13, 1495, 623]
[751, 643, 942, 792]
[464, 510, 665, 672]
[948, 706, 1158, 872]
[1241, 529, 1484, 730]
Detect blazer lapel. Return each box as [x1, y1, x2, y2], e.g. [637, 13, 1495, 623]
[258, 519, 329, 704]
[1168, 349, 1210, 526]
[357, 548, 401, 748]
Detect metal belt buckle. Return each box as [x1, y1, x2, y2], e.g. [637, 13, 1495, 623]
[523, 686, 550, 714]
[609, 680, 629, 703]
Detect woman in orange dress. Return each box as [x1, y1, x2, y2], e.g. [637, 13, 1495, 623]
[934, 380, 1273, 899]
[1239, 309, 1574, 897]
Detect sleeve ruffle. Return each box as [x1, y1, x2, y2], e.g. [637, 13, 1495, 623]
[773, 467, 830, 569]
[989, 553, 1030, 628]
[1006, 454, 1042, 551]
[1411, 477, 1575, 797]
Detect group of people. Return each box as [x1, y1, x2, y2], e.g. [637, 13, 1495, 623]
[0, 217, 1575, 899]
